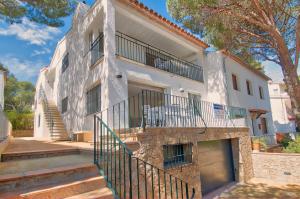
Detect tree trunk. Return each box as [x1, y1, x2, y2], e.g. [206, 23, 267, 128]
[277, 51, 300, 130]
[271, 31, 300, 131]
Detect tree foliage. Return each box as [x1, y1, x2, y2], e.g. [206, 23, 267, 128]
[0, 0, 77, 27]
[167, 0, 300, 126]
[1, 63, 35, 113]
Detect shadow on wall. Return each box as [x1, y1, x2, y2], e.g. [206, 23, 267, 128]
[205, 53, 227, 103]
[55, 5, 108, 135]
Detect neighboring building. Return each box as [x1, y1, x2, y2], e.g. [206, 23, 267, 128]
[206, 51, 274, 137]
[0, 69, 5, 110]
[34, 0, 273, 197]
[268, 82, 296, 133]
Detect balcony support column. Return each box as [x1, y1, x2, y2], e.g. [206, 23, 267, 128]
[102, 0, 128, 126]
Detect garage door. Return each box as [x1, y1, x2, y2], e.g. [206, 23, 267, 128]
[198, 139, 235, 195]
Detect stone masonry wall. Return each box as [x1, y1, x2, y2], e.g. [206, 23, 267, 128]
[252, 152, 300, 184]
[133, 127, 253, 198]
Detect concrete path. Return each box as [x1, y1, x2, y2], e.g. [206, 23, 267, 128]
[218, 178, 300, 199]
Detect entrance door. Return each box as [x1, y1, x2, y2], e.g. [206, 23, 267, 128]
[198, 139, 235, 195]
[261, 118, 268, 134]
[128, 82, 164, 127]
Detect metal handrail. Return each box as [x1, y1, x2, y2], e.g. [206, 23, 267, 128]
[116, 32, 204, 82]
[99, 90, 247, 139]
[94, 115, 196, 199]
[39, 87, 54, 136]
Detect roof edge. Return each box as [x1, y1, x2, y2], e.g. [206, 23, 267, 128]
[119, 0, 209, 49]
[220, 50, 272, 81]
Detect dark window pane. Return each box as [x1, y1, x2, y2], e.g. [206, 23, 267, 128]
[62, 53, 69, 73]
[62, 97, 68, 113]
[86, 84, 101, 115]
[163, 143, 192, 168]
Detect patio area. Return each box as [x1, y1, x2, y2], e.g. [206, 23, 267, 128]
[218, 178, 300, 199]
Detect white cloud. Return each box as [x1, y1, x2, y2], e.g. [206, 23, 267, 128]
[0, 55, 46, 83]
[0, 18, 61, 46]
[31, 48, 51, 56]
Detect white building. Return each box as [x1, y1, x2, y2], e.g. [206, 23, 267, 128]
[34, 1, 273, 139]
[33, 0, 274, 196]
[0, 70, 5, 110]
[268, 82, 296, 133]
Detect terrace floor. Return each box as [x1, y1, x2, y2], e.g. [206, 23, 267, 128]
[3, 137, 93, 154]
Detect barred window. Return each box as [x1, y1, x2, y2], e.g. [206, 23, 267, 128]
[163, 143, 192, 168]
[62, 53, 69, 73]
[62, 97, 68, 113]
[86, 84, 101, 115]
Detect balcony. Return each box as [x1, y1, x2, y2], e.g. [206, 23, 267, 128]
[116, 32, 204, 82]
[100, 90, 248, 137]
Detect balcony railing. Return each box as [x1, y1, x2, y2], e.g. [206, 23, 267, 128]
[100, 90, 248, 138]
[116, 32, 204, 82]
[91, 34, 104, 66]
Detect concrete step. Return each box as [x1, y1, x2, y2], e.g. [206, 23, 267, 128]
[1, 148, 79, 162]
[0, 176, 108, 199]
[64, 188, 114, 199]
[0, 163, 98, 193]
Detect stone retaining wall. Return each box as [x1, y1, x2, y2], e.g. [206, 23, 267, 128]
[133, 127, 253, 198]
[252, 152, 300, 184]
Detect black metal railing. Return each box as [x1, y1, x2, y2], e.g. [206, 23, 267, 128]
[91, 34, 104, 66]
[100, 90, 247, 138]
[116, 32, 204, 82]
[94, 115, 196, 198]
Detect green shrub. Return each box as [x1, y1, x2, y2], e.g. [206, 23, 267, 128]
[283, 136, 300, 153]
[278, 134, 292, 148]
[5, 111, 34, 130]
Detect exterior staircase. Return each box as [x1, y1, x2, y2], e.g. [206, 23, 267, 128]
[0, 141, 114, 199]
[44, 100, 70, 141]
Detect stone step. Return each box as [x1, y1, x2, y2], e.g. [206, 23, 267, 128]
[64, 188, 114, 199]
[1, 148, 80, 162]
[0, 163, 98, 193]
[0, 176, 107, 199]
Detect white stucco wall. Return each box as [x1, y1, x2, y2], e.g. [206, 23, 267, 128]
[205, 51, 274, 136]
[34, 0, 275, 138]
[268, 82, 296, 133]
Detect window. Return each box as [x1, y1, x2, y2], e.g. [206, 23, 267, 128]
[246, 80, 253, 95]
[163, 143, 192, 168]
[86, 84, 101, 115]
[259, 86, 264, 99]
[232, 74, 239, 91]
[89, 32, 93, 49]
[62, 97, 68, 113]
[62, 53, 69, 73]
[38, 114, 40, 127]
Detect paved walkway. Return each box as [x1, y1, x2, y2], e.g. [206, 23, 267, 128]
[219, 179, 300, 199]
[3, 137, 93, 154]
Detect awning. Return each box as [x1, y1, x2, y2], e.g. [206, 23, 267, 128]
[249, 109, 268, 119]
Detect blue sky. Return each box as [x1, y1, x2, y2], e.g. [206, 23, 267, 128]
[0, 0, 292, 84]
